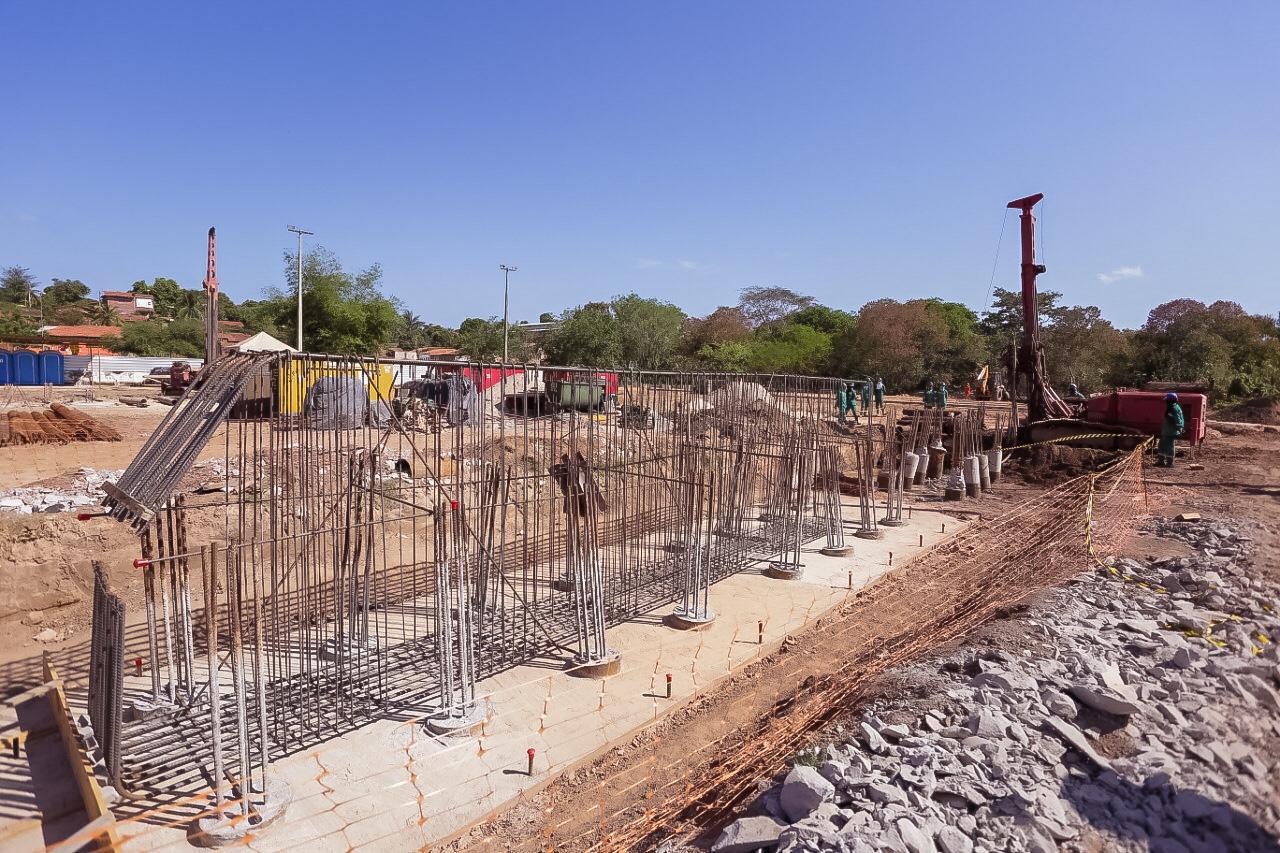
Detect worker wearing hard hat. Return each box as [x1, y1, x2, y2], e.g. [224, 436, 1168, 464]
[861, 379, 873, 416]
[874, 376, 885, 413]
[923, 381, 935, 409]
[1157, 393, 1185, 467]
[937, 381, 949, 410]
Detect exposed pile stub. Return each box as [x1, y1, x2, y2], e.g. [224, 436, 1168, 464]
[717, 516, 1279, 853]
[0, 403, 123, 446]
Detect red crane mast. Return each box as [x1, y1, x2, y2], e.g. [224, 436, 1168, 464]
[1006, 193, 1070, 422]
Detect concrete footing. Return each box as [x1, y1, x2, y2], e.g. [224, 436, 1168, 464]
[820, 545, 855, 557]
[318, 636, 379, 662]
[855, 528, 885, 540]
[944, 487, 964, 501]
[567, 650, 622, 679]
[424, 698, 491, 736]
[190, 774, 292, 848]
[878, 518, 906, 528]
[763, 564, 803, 580]
[665, 607, 717, 631]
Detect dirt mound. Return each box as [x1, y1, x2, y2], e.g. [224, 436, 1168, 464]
[1214, 395, 1280, 425]
[1014, 444, 1120, 483]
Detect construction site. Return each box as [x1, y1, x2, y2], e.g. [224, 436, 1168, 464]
[1, 191, 1278, 853]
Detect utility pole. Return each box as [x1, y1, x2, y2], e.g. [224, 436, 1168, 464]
[500, 264, 518, 363]
[288, 225, 314, 351]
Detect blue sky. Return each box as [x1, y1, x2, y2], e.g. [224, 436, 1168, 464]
[3, 2, 1277, 330]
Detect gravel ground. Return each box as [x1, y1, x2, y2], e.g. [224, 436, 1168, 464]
[715, 515, 1280, 853]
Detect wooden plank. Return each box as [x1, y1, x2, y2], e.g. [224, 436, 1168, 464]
[41, 659, 120, 851]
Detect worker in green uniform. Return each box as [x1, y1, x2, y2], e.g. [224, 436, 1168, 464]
[923, 381, 935, 409]
[1066, 383, 1087, 402]
[938, 381, 949, 410]
[836, 383, 849, 424]
[846, 382, 859, 423]
[874, 376, 885, 413]
[1158, 392, 1185, 467]
[860, 378, 872, 416]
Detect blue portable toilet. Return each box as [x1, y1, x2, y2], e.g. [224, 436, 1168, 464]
[11, 350, 38, 385]
[38, 350, 65, 386]
[0, 351, 10, 385]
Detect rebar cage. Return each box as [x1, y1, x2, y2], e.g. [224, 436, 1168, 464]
[92, 353, 904, 822]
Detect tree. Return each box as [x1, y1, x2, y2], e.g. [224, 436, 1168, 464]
[0, 307, 37, 337]
[684, 307, 752, 353]
[457, 317, 531, 361]
[0, 266, 39, 305]
[743, 324, 832, 374]
[542, 302, 620, 366]
[397, 311, 427, 348]
[538, 312, 555, 323]
[978, 287, 1065, 350]
[119, 318, 204, 358]
[611, 293, 685, 370]
[787, 305, 855, 337]
[85, 302, 122, 325]
[1041, 305, 1129, 390]
[696, 341, 752, 372]
[43, 279, 90, 307]
[258, 247, 400, 354]
[737, 286, 816, 328]
[833, 299, 955, 387]
[1127, 299, 1280, 398]
[174, 289, 204, 320]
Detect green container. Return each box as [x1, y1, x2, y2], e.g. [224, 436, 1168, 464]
[557, 380, 605, 410]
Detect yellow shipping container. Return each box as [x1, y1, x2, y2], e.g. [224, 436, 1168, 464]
[277, 360, 396, 415]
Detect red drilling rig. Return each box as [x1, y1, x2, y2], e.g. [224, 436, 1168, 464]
[1006, 193, 1071, 423]
[1006, 193, 1207, 450]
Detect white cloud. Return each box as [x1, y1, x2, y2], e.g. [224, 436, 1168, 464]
[676, 259, 709, 272]
[634, 258, 662, 269]
[1097, 265, 1144, 285]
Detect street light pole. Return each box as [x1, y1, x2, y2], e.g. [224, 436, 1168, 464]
[500, 264, 518, 363]
[288, 225, 314, 351]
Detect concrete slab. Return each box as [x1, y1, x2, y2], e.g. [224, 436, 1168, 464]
[113, 499, 967, 850]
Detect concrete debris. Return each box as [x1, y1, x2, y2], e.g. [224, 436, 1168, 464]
[0, 467, 123, 514]
[779, 765, 835, 822]
[741, 516, 1280, 853]
[712, 816, 786, 853]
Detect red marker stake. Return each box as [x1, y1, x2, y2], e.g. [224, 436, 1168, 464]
[527, 748, 536, 776]
[665, 673, 672, 699]
[134, 657, 143, 677]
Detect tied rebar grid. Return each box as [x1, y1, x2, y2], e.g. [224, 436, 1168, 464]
[87, 356, 868, 821]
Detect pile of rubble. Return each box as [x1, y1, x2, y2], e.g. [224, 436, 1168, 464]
[714, 517, 1280, 853]
[0, 467, 122, 514]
